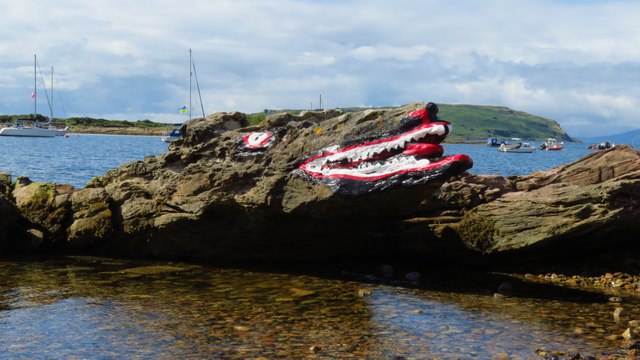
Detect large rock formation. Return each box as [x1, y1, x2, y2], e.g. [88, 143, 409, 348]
[0, 104, 473, 262]
[2, 104, 639, 268]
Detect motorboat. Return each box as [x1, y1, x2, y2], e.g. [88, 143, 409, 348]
[540, 138, 563, 151]
[587, 141, 615, 150]
[55, 126, 70, 136]
[487, 136, 506, 147]
[498, 138, 536, 153]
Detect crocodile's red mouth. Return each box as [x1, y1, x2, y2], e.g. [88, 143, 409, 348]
[296, 120, 473, 195]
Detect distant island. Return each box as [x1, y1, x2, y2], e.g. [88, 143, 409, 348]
[0, 103, 576, 141]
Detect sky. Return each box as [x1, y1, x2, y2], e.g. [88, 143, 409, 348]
[1, 0, 638, 138]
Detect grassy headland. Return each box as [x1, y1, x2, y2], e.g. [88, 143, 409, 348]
[1, 104, 575, 142]
[437, 104, 575, 142]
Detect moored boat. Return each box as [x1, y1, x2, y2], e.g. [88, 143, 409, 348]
[587, 141, 614, 150]
[540, 138, 563, 151]
[498, 138, 536, 153]
[0, 120, 59, 137]
[487, 136, 506, 147]
[161, 124, 182, 143]
[0, 55, 63, 138]
[486, 131, 506, 147]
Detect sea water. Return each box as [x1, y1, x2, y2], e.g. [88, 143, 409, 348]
[445, 141, 595, 177]
[0, 134, 597, 188]
[0, 134, 167, 188]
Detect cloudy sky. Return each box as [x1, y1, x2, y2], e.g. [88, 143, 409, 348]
[0, 0, 638, 138]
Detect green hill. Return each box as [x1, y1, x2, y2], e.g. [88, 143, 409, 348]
[262, 104, 575, 143]
[437, 104, 574, 142]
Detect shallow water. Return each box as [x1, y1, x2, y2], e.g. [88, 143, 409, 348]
[1, 257, 638, 358]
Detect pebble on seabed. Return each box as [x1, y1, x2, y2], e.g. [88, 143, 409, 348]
[622, 327, 635, 340]
[614, 307, 624, 321]
[526, 271, 640, 296]
[493, 282, 513, 298]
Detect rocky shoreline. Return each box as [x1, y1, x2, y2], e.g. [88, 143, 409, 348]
[1, 106, 639, 267]
[1, 102, 640, 358]
[67, 126, 165, 136]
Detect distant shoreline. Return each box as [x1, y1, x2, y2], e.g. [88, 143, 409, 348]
[66, 127, 166, 136]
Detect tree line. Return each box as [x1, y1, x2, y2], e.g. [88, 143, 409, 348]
[0, 114, 166, 129]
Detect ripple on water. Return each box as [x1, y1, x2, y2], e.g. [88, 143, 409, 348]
[1, 257, 639, 358]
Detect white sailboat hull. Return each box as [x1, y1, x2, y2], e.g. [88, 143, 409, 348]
[0, 126, 59, 137]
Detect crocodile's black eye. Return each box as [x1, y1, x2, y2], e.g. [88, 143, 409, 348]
[399, 116, 422, 132]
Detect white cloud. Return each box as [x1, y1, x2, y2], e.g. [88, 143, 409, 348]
[1, 0, 639, 137]
[349, 45, 432, 62]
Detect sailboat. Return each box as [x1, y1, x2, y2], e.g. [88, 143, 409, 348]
[161, 49, 206, 143]
[0, 55, 62, 137]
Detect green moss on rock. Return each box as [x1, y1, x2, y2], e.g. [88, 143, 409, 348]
[457, 214, 498, 253]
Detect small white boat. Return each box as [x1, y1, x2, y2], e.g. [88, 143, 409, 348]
[498, 138, 536, 153]
[161, 124, 182, 143]
[55, 126, 70, 137]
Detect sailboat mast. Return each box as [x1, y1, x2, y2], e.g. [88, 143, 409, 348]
[189, 48, 192, 121]
[51, 66, 54, 121]
[191, 54, 207, 119]
[33, 54, 37, 117]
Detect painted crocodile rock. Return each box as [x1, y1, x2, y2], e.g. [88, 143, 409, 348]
[5, 103, 473, 261]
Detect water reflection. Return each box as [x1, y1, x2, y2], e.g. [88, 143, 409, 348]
[1, 257, 637, 358]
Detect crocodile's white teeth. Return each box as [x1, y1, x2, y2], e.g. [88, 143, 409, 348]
[302, 123, 450, 180]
